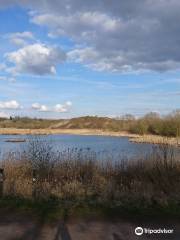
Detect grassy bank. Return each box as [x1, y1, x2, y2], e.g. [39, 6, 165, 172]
[0, 111, 180, 139]
[0, 139, 180, 218]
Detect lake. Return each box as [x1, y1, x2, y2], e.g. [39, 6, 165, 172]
[0, 134, 154, 161]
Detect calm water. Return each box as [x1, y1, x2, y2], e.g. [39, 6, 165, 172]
[0, 134, 153, 161]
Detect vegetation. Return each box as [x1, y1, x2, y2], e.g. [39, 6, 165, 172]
[0, 111, 180, 137]
[0, 139, 180, 218]
[0, 116, 59, 129]
[130, 111, 180, 137]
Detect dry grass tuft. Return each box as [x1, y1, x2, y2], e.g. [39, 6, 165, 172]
[0, 139, 180, 209]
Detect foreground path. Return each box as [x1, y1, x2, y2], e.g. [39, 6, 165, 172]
[0, 212, 179, 240]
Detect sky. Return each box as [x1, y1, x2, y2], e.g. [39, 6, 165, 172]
[0, 0, 180, 119]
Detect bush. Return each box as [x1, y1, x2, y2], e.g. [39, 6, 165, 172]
[1, 140, 179, 210]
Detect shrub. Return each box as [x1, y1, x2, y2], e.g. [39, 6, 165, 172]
[1, 140, 179, 209]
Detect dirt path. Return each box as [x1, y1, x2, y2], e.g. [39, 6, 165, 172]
[0, 211, 179, 240]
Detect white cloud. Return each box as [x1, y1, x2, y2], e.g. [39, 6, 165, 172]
[6, 43, 66, 75]
[28, 0, 180, 72]
[54, 104, 67, 113]
[0, 100, 21, 110]
[31, 12, 120, 38]
[65, 101, 72, 107]
[10, 38, 27, 47]
[2, 0, 180, 72]
[0, 112, 9, 118]
[0, 76, 16, 82]
[32, 103, 49, 112]
[54, 101, 72, 112]
[68, 48, 99, 64]
[67, 47, 127, 72]
[10, 31, 34, 39]
[6, 31, 34, 46]
[32, 101, 72, 113]
[0, 63, 6, 71]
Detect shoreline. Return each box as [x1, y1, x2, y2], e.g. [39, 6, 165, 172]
[0, 128, 179, 146]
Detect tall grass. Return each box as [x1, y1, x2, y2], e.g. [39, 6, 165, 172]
[1, 139, 179, 212]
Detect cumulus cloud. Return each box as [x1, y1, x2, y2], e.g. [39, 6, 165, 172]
[0, 63, 6, 71]
[0, 100, 21, 110]
[32, 101, 72, 113]
[65, 101, 72, 107]
[54, 101, 72, 112]
[7, 31, 34, 46]
[29, 0, 180, 72]
[0, 76, 16, 82]
[1, 0, 180, 72]
[32, 103, 49, 112]
[11, 31, 34, 39]
[6, 43, 66, 75]
[0, 112, 9, 118]
[54, 104, 68, 113]
[67, 47, 120, 72]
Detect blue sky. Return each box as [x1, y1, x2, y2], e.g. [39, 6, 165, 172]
[0, 1, 180, 119]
